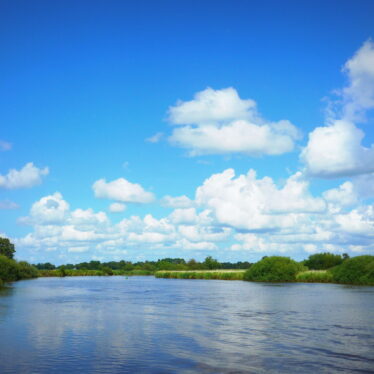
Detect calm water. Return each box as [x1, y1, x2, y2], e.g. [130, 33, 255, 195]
[0, 277, 373, 374]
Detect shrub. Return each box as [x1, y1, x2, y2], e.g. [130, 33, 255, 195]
[0, 255, 19, 282]
[16, 261, 39, 279]
[0, 255, 38, 283]
[303, 253, 344, 270]
[331, 255, 374, 285]
[244, 256, 305, 282]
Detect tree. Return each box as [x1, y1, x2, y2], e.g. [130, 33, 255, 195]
[203, 256, 221, 270]
[304, 253, 344, 270]
[0, 237, 15, 259]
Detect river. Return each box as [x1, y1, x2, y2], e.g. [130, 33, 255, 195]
[0, 276, 373, 373]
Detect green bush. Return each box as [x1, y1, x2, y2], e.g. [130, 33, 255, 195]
[303, 253, 344, 270]
[331, 255, 374, 285]
[0, 255, 38, 283]
[244, 256, 305, 282]
[16, 261, 39, 279]
[0, 255, 19, 282]
[0, 278, 3, 288]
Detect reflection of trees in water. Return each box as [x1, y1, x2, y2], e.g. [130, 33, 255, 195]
[0, 285, 14, 321]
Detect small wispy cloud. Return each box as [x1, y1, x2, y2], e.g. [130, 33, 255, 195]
[0, 200, 19, 210]
[0, 140, 12, 151]
[146, 132, 163, 143]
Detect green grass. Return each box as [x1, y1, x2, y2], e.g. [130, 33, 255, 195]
[155, 270, 246, 280]
[296, 270, 333, 283]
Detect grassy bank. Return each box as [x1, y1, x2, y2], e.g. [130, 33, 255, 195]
[296, 270, 333, 283]
[155, 269, 246, 280]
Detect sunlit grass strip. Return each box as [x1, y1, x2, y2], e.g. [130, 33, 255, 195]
[155, 270, 246, 280]
[296, 270, 333, 283]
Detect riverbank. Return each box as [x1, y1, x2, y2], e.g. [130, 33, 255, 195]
[155, 269, 246, 280]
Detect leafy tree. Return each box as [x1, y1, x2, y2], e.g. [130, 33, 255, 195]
[35, 262, 56, 270]
[203, 256, 221, 270]
[304, 253, 344, 270]
[0, 237, 15, 259]
[244, 256, 305, 282]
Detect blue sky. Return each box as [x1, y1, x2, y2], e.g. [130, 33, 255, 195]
[1, 0, 374, 265]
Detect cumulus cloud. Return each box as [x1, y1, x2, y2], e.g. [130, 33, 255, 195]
[302, 41, 374, 178]
[12, 169, 374, 260]
[196, 168, 326, 231]
[22, 192, 70, 225]
[168, 87, 301, 156]
[161, 195, 194, 208]
[342, 39, 374, 120]
[108, 202, 126, 213]
[93, 177, 154, 203]
[0, 162, 49, 189]
[323, 181, 358, 210]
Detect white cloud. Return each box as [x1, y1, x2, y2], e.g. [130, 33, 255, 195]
[301, 120, 374, 177]
[168, 87, 301, 156]
[0, 162, 49, 189]
[323, 181, 358, 211]
[161, 195, 194, 208]
[169, 208, 198, 224]
[335, 205, 374, 237]
[109, 202, 126, 213]
[93, 177, 154, 203]
[146, 132, 163, 143]
[196, 168, 325, 231]
[342, 39, 374, 121]
[302, 41, 374, 178]
[169, 87, 256, 124]
[26, 192, 70, 225]
[68, 246, 90, 253]
[0, 140, 12, 151]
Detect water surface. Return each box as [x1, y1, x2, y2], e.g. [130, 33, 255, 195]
[0, 277, 373, 373]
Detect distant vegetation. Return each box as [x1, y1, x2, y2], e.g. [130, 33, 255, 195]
[1, 236, 373, 286]
[155, 270, 245, 280]
[34, 256, 252, 276]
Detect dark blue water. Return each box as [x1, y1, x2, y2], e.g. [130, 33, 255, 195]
[0, 277, 373, 374]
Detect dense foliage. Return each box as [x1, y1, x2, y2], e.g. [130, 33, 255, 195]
[0, 237, 15, 259]
[303, 253, 347, 270]
[35, 257, 250, 273]
[0, 237, 39, 286]
[331, 255, 374, 285]
[0, 255, 38, 283]
[243, 256, 305, 282]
